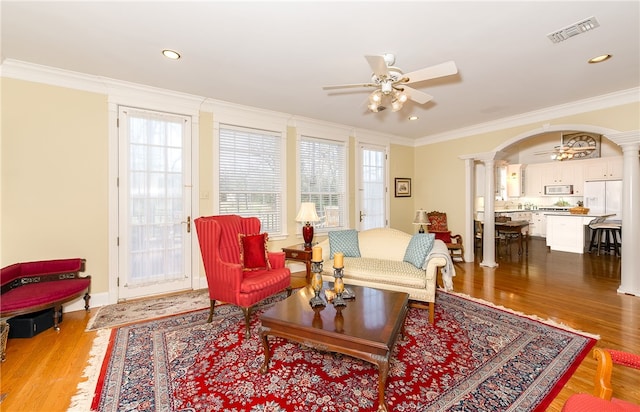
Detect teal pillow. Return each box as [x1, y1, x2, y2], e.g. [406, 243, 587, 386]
[328, 230, 361, 259]
[403, 233, 436, 269]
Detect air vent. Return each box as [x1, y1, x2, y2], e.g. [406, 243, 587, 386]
[547, 17, 600, 44]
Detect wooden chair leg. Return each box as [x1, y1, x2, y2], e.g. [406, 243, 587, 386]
[408, 301, 435, 325]
[428, 302, 435, 324]
[242, 307, 252, 338]
[83, 292, 91, 311]
[207, 299, 216, 323]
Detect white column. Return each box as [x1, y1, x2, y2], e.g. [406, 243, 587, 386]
[606, 131, 640, 296]
[481, 158, 497, 267]
[464, 158, 475, 262]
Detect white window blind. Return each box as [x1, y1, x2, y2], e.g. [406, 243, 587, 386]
[299, 136, 346, 230]
[219, 124, 283, 234]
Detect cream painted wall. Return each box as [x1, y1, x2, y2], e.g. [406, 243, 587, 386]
[1, 78, 109, 292]
[3, 75, 636, 298]
[389, 143, 415, 234]
[414, 101, 640, 238]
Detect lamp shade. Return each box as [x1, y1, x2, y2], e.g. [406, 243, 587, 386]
[413, 209, 429, 225]
[413, 209, 429, 234]
[296, 202, 319, 223]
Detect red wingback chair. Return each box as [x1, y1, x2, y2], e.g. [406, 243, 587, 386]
[562, 348, 640, 411]
[427, 211, 465, 261]
[194, 215, 291, 338]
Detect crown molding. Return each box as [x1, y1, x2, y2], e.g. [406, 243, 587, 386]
[3, 59, 636, 148]
[417, 87, 640, 147]
[1, 59, 205, 114]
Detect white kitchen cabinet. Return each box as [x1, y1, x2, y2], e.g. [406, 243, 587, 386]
[584, 157, 623, 181]
[526, 161, 584, 195]
[525, 163, 544, 197]
[572, 164, 584, 195]
[530, 212, 547, 237]
[542, 161, 576, 186]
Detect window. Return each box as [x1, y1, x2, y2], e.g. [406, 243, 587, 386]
[299, 136, 347, 230]
[219, 124, 283, 234]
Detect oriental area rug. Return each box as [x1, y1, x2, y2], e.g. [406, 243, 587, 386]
[86, 289, 210, 330]
[71, 291, 597, 412]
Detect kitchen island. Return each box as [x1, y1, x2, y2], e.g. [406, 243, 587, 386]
[545, 213, 615, 254]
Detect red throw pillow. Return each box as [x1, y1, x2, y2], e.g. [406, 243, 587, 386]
[238, 233, 271, 271]
[433, 231, 452, 244]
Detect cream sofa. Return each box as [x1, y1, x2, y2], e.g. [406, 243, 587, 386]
[315, 228, 455, 323]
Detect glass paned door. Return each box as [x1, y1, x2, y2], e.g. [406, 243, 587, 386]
[359, 144, 387, 230]
[118, 107, 192, 300]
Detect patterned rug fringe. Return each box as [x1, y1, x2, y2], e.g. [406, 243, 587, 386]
[67, 329, 112, 412]
[443, 289, 601, 340]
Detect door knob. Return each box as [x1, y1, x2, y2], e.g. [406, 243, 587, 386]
[182, 216, 191, 233]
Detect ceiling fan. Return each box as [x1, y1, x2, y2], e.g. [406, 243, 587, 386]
[534, 132, 599, 161]
[322, 53, 458, 112]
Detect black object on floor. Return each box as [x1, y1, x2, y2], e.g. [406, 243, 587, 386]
[7, 308, 62, 338]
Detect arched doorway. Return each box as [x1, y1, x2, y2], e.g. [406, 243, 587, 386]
[464, 123, 621, 266]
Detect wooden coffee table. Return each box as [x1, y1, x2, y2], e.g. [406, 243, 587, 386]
[259, 284, 409, 412]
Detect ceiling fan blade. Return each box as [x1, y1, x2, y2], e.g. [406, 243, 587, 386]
[365, 55, 389, 77]
[402, 60, 458, 84]
[322, 82, 376, 90]
[401, 86, 433, 104]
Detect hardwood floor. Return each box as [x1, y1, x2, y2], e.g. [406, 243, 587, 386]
[1, 237, 638, 411]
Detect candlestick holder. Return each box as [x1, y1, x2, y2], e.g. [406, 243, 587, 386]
[332, 266, 347, 307]
[309, 260, 325, 308]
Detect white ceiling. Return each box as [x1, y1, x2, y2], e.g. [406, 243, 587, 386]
[2, 1, 639, 142]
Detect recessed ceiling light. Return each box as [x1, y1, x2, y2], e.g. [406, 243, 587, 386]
[162, 49, 181, 60]
[408, 115, 419, 121]
[588, 54, 612, 64]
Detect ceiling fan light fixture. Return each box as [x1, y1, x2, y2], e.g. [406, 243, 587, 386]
[396, 90, 408, 103]
[368, 102, 383, 112]
[369, 90, 382, 104]
[391, 99, 403, 112]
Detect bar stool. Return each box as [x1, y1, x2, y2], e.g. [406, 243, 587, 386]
[588, 218, 622, 256]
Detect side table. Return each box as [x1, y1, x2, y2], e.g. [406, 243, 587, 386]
[282, 244, 312, 284]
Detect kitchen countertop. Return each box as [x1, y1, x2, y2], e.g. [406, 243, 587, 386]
[477, 209, 563, 213]
[545, 213, 615, 218]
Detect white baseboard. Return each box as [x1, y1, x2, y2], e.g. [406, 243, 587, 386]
[64, 285, 211, 313]
[64, 292, 110, 312]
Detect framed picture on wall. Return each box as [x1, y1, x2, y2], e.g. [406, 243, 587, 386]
[394, 178, 411, 197]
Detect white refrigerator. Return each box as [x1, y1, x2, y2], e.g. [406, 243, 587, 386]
[583, 180, 622, 219]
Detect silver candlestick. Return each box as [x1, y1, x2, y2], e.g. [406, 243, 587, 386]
[309, 260, 325, 308]
[332, 266, 347, 307]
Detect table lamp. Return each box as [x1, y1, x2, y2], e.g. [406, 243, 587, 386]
[413, 209, 429, 233]
[296, 202, 320, 248]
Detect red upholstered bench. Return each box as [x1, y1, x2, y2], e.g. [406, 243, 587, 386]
[1, 258, 91, 361]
